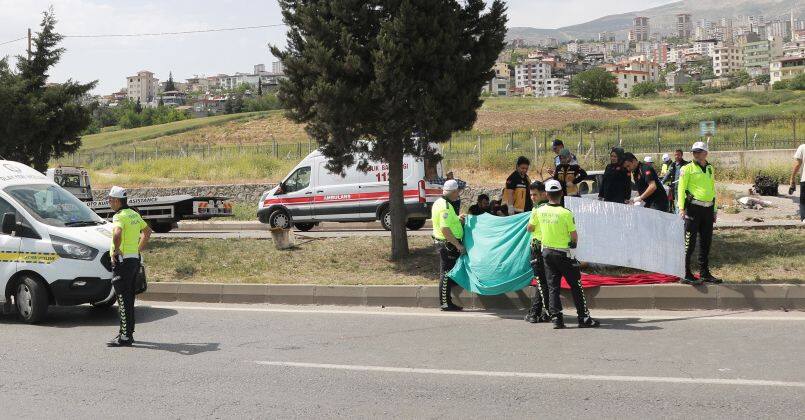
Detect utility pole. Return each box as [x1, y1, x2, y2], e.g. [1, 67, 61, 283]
[27, 28, 32, 61]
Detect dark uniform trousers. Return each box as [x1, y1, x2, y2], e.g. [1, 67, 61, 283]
[112, 257, 140, 338]
[800, 181, 805, 222]
[684, 203, 714, 276]
[436, 241, 461, 308]
[543, 249, 591, 318]
[529, 242, 549, 315]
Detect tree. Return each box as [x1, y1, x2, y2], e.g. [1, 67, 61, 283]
[158, 97, 165, 107]
[773, 73, 805, 91]
[0, 9, 96, 171]
[569, 68, 618, 103]
[165, 71, 176, 91]
[681, 80, 703, 95]
[134, 98, 143, 113]
[631, 81, 663, 97]
[753, 74, 771, 85]
[257, 78, 263, 96]
[271, 0, 507, 259]
[728, 70, 751, 88]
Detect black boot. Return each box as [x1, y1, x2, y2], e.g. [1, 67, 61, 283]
[106, 334, 133, 347]
[578, 316, 600, 328]
[680, 273, 703, 286]
[552, 314, 566, 329]
[700, 270, 722, 284]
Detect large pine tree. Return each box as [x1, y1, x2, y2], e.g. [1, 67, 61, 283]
[0, 9, 96, 171]
[165, 71, 176, 91]
[272, 0, 507, 259]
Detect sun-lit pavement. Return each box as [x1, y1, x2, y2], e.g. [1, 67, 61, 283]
[2, 303, 804, 418]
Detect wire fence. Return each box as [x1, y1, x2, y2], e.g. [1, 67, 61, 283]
[64, 117, 803, 171]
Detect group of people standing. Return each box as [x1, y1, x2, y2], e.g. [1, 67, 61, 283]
[431, 140, 722, 326]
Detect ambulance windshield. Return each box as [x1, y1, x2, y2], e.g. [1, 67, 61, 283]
[5, 184, 104, 227]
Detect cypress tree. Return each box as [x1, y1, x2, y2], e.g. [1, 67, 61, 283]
[271, 0, 507, 259]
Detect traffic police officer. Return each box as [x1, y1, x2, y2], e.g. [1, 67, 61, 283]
[533, 180, 599, 329]
[525, 181, 550, 323]
[432, 180, 465, 311]
[678, 142, 720, 285]
[107, 186, 152, 347]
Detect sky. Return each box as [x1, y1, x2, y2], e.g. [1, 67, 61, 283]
[0, 0, 675, 94]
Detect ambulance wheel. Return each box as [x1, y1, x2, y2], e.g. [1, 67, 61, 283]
[269, 210, 291, 229]
[15, 277, 48, 324]
[294, 223, 315, 232]
[380, 208, 392, 231]
[151, 222, 174, 233]
[406, 218, 427, 230]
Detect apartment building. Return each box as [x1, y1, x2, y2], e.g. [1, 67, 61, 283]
[630, 16, 650, 42]
[770, 56, 805, 84]
[482, 75, 510, 96]
[712, 44, 743, 77]
[693, 39, 718, 57]
[532, 77, 568, 97]
[743, 37, 783, 76]
[126, 70, 159, 104]
[514, 59, 552, 88]
[677, 14, 693, 39]
[612, 70, 651, 98]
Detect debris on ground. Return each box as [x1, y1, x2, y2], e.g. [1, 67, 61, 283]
[753, 175, 780, 196]
[744, 217, 765, 223]
[737, 196, 774, 209]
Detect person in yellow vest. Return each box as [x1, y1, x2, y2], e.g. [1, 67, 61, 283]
[678, 142, 719, 286]
[660, 153, 672, 178]
[107, 186, 152, 347]
[431, 180, 465, 311]
[532, 180, 599, 329]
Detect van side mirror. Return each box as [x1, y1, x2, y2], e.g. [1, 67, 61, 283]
[1, 213, 17, 235]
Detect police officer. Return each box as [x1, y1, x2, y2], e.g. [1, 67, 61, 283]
[107, 186, 152, 347]
[525, 181, 550, 323]
[432, 179, 465, 311]
[533, 180, 599, 329]
[623, 153, 669, 212]
[678, 142, 720, 285]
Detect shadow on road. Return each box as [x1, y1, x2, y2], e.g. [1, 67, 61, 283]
[0, 305, 178, 328]
[131, 341, 220, 356]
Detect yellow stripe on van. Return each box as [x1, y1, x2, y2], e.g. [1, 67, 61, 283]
[0, 252, 60, 264]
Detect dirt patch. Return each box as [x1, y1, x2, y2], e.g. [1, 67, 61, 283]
[140, 112, 309, 147]
[474, 109, 677, 133]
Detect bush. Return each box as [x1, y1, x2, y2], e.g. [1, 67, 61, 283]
[631, 81, 665, 97]
[569, 68, 618, 103]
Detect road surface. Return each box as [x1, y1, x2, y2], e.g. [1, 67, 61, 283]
[2, 303, 804, 418]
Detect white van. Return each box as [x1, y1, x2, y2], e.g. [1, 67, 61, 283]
[0, 161, 115, 323]
[258, 151, 446, 231]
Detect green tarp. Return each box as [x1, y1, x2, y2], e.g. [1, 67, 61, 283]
[447, 212, 534, 296]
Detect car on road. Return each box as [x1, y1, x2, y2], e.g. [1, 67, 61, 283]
[259, 150, 446, 231]
[1, 161, 119, 323]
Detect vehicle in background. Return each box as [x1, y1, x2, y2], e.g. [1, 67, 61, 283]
[1, 160, 118, 323]
[258, 150, 445, 231]
[45, 166, 234, 233]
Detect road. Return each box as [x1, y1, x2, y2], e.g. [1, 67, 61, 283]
[1, 303, 804, 418]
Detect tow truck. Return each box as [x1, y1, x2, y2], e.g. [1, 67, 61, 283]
[46, 166, 234, 233]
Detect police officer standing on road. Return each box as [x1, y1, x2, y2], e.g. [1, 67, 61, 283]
[678, 142, 720, 286]
[107, 186, 152, 347]
[533, 180, 599, 329]
[525, 181, 550, 323]
[432, 180, 465, 311]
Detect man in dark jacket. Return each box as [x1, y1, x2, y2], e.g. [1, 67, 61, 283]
[554, 149, 587, 198]
[662, 149, 688, 213]
[598, 147, 632, 204]
[623, 152, 669, 212]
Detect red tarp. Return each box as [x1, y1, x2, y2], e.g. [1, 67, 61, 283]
[531, 273, 680, 289]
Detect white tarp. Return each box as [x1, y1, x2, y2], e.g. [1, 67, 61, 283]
[565, 196, 686, 278]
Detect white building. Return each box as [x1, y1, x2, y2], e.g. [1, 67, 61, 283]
[693, 39, 719, 57]
[532, 77, 568, 97]
[770, 56, 805, 84]
[612, 70, 651, 98]
[126, 70, 159, 104]
[514, 59, 552, 88]
[712, 44, 743, 77]
[272, 61, 285, 75]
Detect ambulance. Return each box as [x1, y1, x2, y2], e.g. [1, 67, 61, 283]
[258, 150, 446, 231]
[0, 161, 115, 323]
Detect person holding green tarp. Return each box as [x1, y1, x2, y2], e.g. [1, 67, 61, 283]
[432, 179, 466, 311]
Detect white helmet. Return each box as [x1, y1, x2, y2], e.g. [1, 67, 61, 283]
[545, 180, 562, 192]
[691, 141, 708, 152]
[662, 153, 671, 162]
[644, 156, 654, 163]
[442, 179, 460, 193]
[108, 186, 127, 199]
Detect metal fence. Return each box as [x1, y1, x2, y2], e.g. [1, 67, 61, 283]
[64, 117, 802, 170]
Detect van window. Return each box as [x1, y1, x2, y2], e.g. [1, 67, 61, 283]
[55, 174, 83, 188]
[5, 184, 104, 227]
[284, 167, 311, 193]
[0, 196, 14, 217]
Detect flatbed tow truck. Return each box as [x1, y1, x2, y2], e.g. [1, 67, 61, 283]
[46, 166, 233, 233]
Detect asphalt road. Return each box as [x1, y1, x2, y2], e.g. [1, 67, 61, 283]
[2, 303, 804, 419]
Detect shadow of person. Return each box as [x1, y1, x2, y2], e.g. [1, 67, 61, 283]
[131, 341, 220, 356]
[596, 317, 663, 331]
[0, 306, 178, 328]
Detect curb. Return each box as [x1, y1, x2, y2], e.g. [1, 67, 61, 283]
[141, 283, 805, 311]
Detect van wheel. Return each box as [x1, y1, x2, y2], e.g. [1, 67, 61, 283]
[406, 218, 427, 231]
[151, 222, 174, 233]
[294, 223, 315, 232]
[379, 208, 392, 231]
[15, 277, 48, 324]
[269, 210, 291, 229]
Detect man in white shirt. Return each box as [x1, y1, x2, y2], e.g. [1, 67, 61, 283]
[791, 144, 805, 222]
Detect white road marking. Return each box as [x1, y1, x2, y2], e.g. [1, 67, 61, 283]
[253, 361, 805, 388]
[141, 303, 805, 321]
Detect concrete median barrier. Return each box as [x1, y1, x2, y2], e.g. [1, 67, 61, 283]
[139, 283, 805, 311]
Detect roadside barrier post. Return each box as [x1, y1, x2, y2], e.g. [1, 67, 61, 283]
[656, 121, 661, 153]
[532, 130, 537, 164]
[477, 135, 482, 167]
[744, 119, 749, 150]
